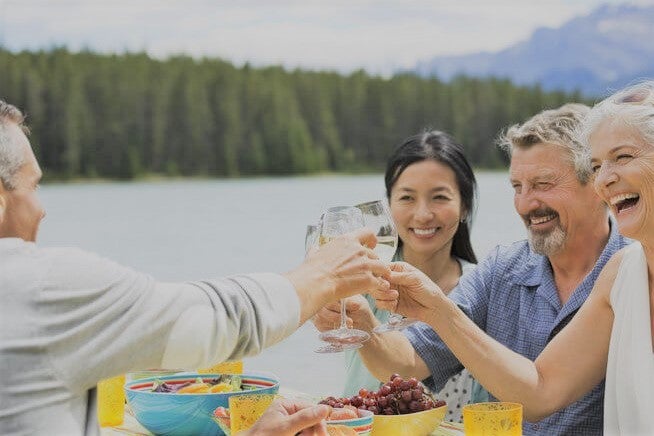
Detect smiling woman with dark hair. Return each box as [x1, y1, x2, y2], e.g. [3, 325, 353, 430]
[384, 131, 477, 266]
[313, 129, 482, 423]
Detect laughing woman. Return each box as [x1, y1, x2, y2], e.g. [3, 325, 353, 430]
[383, 81, 654, 434]
[313, 130, 485, 423]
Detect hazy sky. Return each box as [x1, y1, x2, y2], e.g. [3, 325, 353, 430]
[1, 0, 651, 74]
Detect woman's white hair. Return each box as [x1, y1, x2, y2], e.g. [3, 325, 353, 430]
[578, 81, 654, 166]
[0, 100, 27, 190]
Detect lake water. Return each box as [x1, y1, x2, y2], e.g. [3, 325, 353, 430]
[38, 172, 525, 397]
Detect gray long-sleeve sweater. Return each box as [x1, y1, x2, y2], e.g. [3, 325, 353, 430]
[0, 237, 300, 435]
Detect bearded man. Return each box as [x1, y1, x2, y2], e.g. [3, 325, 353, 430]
[355, 103, 630, 435]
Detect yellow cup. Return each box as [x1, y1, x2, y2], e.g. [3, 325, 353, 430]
[198, 360, 244, 374]
[97, 374, 126, 427]
[463, 402, 523, 435]
[228, 393, 275, 433]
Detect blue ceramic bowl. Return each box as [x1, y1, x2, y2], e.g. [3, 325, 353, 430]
[327, 409, 374, 435]
[125, 372, 279, 436]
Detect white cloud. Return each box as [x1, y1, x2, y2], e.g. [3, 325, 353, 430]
[0, 0, 650, 73]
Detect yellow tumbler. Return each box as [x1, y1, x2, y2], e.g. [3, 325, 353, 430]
[463, 402, 523, 435]
[228, 394, 275, 433]
[97, 374, 126, 427]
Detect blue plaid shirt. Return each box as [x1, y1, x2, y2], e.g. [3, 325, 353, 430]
[405, 221, 629, 435]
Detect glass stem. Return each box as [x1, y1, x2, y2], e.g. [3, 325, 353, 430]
[339, 299, 348, 329]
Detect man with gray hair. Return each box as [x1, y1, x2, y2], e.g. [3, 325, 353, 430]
[358, 103, 630, 434]
[0, 99, 391, 435]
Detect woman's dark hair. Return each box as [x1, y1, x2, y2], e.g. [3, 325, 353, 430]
[384, 130, 477, 263]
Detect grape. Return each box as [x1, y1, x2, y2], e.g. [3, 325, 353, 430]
[321, 373, 444, 417]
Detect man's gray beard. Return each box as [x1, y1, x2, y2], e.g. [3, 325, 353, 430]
[528, 224, 566, 256]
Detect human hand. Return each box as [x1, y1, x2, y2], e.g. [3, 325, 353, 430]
[285, 229, 391, 325]
[374, 262, 446, 322]
[240, 398, 331, 436]
[312, 228, 391, 300]
[312, 295, 377, 333]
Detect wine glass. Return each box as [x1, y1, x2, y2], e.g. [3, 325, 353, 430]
[355, 199, 417, 333]
[305, 223, 320, 253]
[314, 207, 371, 353]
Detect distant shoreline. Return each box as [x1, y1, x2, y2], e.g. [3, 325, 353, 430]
[40, 167, 508, 185]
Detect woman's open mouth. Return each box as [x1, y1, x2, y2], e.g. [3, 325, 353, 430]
[609, 193, 640, 214]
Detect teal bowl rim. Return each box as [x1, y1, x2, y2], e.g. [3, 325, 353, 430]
[326, 408, 374, 425]
[125, 372, 280, 396]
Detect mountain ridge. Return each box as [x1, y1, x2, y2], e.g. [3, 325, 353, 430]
[414, 3, 654, 96]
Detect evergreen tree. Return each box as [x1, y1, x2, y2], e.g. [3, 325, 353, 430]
[0, 47, 592, 180]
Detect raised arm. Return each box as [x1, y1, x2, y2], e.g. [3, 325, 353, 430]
[40, 230, 390, 392]
[358, 329, 431, 383]
[381, 257, 619, 421]
[311, 294, 431, 382]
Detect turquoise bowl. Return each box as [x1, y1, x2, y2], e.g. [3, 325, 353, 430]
[327, 409, 374, 436]
[125, 372, 279, 436]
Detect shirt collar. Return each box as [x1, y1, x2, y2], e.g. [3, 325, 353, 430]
[511, 247, 547, 287]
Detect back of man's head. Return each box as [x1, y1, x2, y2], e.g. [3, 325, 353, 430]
[0, 100, 27, 190]
[497, 103, 592, 184]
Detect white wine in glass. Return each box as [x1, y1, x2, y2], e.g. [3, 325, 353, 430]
[374, 235, 399, 263]
[356, 200, 417, 333]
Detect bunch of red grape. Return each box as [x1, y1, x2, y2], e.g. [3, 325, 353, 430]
[319, 373, 446, 416]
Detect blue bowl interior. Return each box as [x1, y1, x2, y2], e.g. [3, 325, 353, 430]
[125, 373, 279, 436]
